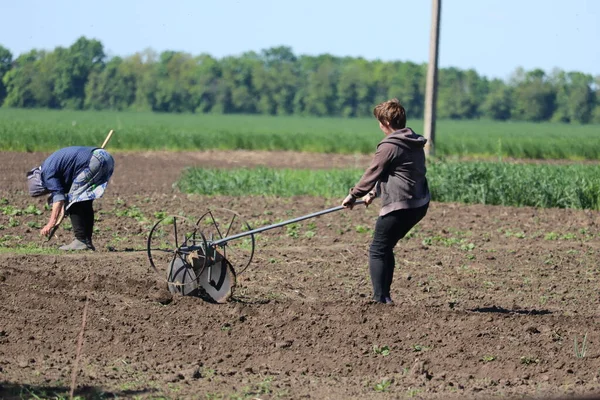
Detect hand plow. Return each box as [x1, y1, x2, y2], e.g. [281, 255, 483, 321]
[147, 201, 364, 303]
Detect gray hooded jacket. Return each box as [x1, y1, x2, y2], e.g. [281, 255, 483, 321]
[350, 127, 430, 216]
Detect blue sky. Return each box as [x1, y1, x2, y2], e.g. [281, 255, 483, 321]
[2, 0, 599, 80]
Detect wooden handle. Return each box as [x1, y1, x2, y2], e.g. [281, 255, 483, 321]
[101, 130, 114, 149]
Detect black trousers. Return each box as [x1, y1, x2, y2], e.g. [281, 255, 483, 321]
[369, 203, 429, 302]
[68, 200, 94, 242]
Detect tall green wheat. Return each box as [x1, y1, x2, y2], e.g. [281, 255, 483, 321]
[177, 162, 600, 210]
[1, 109, 599, 160]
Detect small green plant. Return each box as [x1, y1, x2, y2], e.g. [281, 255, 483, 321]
[0, 234, 23, 244]
[405, 226, 419, 239]
[256, 376, 273, 395]
[286, 223, 299, 238]
[373, 378, 392, 392]
[481, 355, 496, 363]
[119, 381, 137, 391]
[372, 344, 390, 356]
[167, 383, 181, 393]
[116, 205, 147, 222]
[231, 376, 275, 399]
[27, 221, 41, 229]
[203, 367, 216, 379]
[440, 236, 462, 247]
[460, 242, 476, 251]
[220, 323, 231, 331]
[8, 217, 19, 227]
[1, 205, 22, 216]
[355, 225, 371, 234]
[160, 216, 175, 225]
[231, 237, 253, 251]
[304, 230, 316, 238]
[504, 229, 525, 238]
[574, 333, 588, 358]
[23, 205, 42, 215]
[544, 232, 559, 240]
[412, 344, 430, 352]
[520, 356, 539, 365]
[154, 211, 168, 219]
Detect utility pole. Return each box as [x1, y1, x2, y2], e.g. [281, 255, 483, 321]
[423, 0, 441, 157]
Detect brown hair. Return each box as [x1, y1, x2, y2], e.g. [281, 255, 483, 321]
[373, 98, 406, 130]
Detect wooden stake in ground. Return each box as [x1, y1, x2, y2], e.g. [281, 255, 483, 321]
[47, 129, 115, 241]
[423, 0, 441, 157]
[69, 295, 89, 400]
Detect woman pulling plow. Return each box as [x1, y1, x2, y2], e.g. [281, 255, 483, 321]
[342, 99, 430, 305]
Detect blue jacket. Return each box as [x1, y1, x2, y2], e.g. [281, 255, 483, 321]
[41, 146, 96, 203]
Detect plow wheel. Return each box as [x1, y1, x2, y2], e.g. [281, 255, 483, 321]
[196, 208, 256, 275]
[147, 215, 204, 276]
[147, 214, 238, 303]
[166, 249, 236, 303]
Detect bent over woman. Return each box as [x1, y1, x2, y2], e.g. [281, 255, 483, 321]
[27, 146, 115, 251]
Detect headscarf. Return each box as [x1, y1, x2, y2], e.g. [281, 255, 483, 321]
[26, 166, 49, 197]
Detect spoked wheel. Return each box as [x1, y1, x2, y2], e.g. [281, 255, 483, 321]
[147, 214, 237, 303]
[196, 208, 256, 275]
[147, 215, 207, 295]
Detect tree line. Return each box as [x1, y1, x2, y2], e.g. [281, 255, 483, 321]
[1, 36, 599, 123]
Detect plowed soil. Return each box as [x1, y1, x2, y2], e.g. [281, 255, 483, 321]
[1, 150, 600, 400]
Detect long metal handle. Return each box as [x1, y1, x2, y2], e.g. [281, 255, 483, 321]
[212, 199, 365, 246]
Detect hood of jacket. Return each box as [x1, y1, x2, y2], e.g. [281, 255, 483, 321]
[379, 127, 427, 149]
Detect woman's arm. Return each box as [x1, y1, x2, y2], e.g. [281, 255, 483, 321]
[350, 144, 395, 198]
[40, 200, 65, 236]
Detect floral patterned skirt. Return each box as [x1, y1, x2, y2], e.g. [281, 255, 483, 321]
[66, 149, 115, 210]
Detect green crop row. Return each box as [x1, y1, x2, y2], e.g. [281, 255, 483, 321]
[1, 109, 599, 160]
[177, 162, 600, 210]
[427, 162, 600, 209]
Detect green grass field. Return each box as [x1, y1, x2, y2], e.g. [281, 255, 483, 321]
[178, 162, 600, 210]
[1, 108, 599, 160]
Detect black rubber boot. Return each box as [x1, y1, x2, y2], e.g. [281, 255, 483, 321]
[65, 200, 95, 251]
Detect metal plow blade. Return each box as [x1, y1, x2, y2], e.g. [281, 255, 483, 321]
[166, 257, 201, 297]
[166, 251, 236, 304]
[197, 255, 236, 304]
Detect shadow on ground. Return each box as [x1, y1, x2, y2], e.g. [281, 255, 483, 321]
[0, 382, 157, 400]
